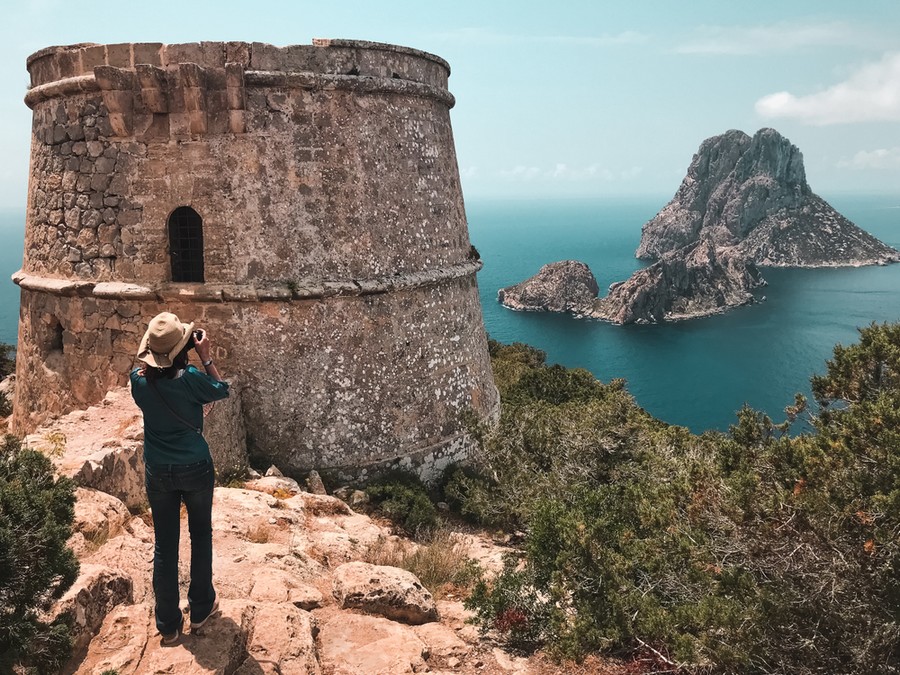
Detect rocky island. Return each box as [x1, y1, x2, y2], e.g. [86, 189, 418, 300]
[498, 245, 764, 324]
[636, 128, 900, 267]
[497, 260, 599, 314]
[589, 240, 765, 324]
[500, 127, 898, 324]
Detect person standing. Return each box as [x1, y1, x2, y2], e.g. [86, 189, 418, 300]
[130, 312, 230, 644]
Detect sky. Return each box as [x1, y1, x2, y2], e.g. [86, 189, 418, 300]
[0, 0, 899, 208]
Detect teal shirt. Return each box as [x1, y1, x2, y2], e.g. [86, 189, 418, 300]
[130, 365, 230, 466]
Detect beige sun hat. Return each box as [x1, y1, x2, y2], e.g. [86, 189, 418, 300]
[137, 312, 195, 368]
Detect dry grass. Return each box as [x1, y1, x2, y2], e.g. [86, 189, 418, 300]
[40, 430, 67, 458]
[114, 414, 141, 438]
[83, 527, 111, 554]
[364, 526, 481, 599]
[245, 524, 272, 544]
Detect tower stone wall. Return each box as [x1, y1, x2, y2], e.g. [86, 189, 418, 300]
[13, 40, 499, 481]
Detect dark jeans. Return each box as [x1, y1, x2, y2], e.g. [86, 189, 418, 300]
[145, 458, 216, 635]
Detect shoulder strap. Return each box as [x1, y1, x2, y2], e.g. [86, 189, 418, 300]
[149, 379, 202, 435]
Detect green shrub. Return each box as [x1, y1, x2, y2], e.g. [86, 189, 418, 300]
[466, 553, 554, 653]
[0, 392, 10, 418]
[505, 364, 610, 405]
[365, 470, 438, 535]
[462, 326, 900, 673]
[0, 343, 14, 380]
[439, 463, 500, 525]
[0, 434, 79, 672]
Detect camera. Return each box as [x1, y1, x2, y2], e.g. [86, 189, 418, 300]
[188, 329, 204, 349]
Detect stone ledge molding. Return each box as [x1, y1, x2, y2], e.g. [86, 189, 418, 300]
[245, 70, 455, 107]
[309, 38, 451, 72]
[24, 74, 99, 106]
[12, 259, 484, 302]
[25, 67, 455, 111]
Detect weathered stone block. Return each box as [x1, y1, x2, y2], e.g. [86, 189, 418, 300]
[225, 41, 251, 67]
[80, 45, 107, 71]
[90, 173, 112, 191]
[105, 43, 132, 68]
[228, 109, 246, 134]
[93, 65, 135, 92]
[132, 42, 163, 67]
[135, 64, 168, 113]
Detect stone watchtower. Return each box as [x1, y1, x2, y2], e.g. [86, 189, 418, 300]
[13, 40, 499, 481]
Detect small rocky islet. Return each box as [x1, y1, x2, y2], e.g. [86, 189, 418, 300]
[498, 128, 900, 324]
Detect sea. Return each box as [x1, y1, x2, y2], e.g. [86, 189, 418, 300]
[1, 194, 899, 434]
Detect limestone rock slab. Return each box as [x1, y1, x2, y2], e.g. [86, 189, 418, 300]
[412, 621, 471, 659]
[73, 599, 253, 674]
[234, 603, 320, 675]
[318, 612, 428, 674]
[332, 561, 439, 624]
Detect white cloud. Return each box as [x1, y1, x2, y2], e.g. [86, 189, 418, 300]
[676, 20, 894, 55]
[459, 166, 478, 179]
[499, 165, 541, 181]
[433, 27, 647, 47]
[755, 52, 900, 125]
[551, 163, 569, 178]
[838, 147, 900, 170]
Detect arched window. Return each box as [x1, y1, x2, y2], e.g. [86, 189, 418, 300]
[168, 206, 204, 282]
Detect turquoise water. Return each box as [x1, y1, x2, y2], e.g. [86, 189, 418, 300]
[2, 195, 899, 432]
[467, 194, 900, 432]
[0, 210, 24, 348]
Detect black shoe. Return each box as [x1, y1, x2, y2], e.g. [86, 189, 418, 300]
[190, 597, 220, 630]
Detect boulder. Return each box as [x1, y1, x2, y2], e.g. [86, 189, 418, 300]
[332, 561, 439, 624]
[71, 442, 146, 510]
[72, 600, 256, 674]
[637, 128, 900, 267]
[302, 492, 352, 516]
[70, 487, 131, 547]
[334, 486, 370, 509]
[306, 469, 327, 495]
[498, 260, 599, 314]
[51, 564, 133, 657]
[234, 603, 320, 675]
[244, 474, 303, 496]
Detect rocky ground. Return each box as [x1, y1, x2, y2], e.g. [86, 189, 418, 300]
[11, 387, 632, 675]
